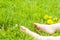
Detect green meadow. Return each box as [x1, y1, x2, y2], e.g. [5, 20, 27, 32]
[0, 0, 60, 40]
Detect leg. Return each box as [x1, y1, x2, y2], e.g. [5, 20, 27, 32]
[51, 23, 60, 30]
[20, 26, 41, 40]
[20, 26, 60, 40]
[42, 36, 60, 40]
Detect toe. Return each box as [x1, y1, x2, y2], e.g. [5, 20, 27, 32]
[20, 26, 26, 31]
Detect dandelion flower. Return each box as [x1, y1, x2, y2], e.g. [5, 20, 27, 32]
[47, 19, 54, 24]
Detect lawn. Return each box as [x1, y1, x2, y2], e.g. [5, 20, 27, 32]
[0, 0, 60, 40]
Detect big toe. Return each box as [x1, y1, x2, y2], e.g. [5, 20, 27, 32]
[34, 23, 41, 30]
[34, 23, 38, 27]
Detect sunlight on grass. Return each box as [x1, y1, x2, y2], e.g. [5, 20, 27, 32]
[0, 0, 60, 40]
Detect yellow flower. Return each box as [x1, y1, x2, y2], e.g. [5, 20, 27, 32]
[47, 19, 54, 24]
[48, 16, 52, 19]
[53, 18, 58, 21]
[44, 15, 48, 20]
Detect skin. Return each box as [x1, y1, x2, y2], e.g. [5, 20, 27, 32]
[20, 26, 60, 40]
[34, 23, 60, 34]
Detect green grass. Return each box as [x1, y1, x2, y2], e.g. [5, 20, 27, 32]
[0, 0, 60, 40]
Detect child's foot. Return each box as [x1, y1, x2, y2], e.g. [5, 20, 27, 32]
[34, 23, 57, 34]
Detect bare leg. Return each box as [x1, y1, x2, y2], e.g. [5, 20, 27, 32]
[51, 23, 60, 30]
[20, 26, 60, 40]
[20, 26, 41, 40]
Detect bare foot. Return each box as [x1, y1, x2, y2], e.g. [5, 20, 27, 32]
[34, 23, 57, 34]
